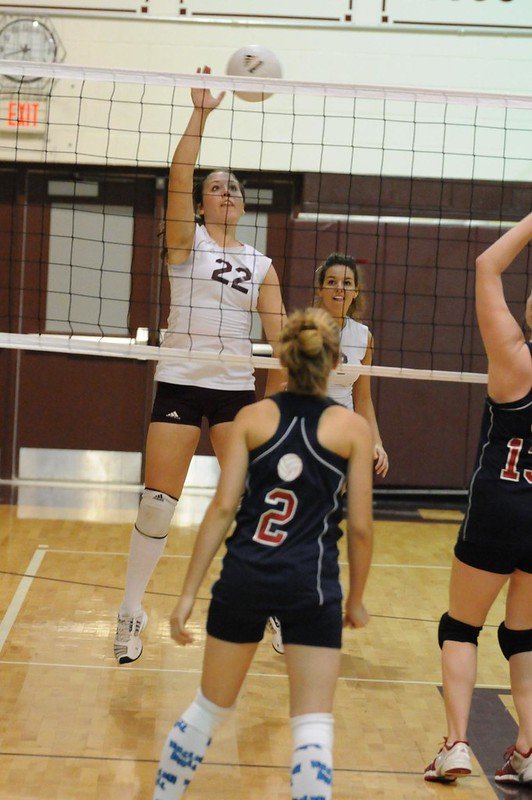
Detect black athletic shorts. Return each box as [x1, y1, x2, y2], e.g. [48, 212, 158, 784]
[454, 479, 532, 575]
[150, 381, 256, 428]
[206, 597, 343, 649]
[454, 537, 532, 575]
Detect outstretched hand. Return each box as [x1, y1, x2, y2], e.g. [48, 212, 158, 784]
[169, 594, 195, 645]
[191, 65, 226, 111]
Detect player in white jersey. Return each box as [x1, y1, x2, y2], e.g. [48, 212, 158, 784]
[152, 307, 374, 800]
[267, 252, 388, 657]
[114, 66, 286, 664]
[316, 253, 388, 477]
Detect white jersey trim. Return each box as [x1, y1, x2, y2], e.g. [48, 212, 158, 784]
[301, 418, 346, 606]
[250, 417, 299, 466]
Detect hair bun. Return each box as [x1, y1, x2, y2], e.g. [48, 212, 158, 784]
[279, 307, 340, 394]
[298, 326, 323, 357]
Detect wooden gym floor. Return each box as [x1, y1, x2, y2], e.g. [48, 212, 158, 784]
[0, 496, 529, 800]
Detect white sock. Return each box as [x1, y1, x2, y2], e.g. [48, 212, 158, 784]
[153, 690, 233, 799]
[121, 527, 167, 616]
[291, 713, 334, 800]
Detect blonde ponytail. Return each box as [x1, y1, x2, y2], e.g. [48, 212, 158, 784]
[279, 308, 340, 394]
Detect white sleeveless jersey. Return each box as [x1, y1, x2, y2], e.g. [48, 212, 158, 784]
[155, 225, 272, 390]
[327, 317, 370, 409]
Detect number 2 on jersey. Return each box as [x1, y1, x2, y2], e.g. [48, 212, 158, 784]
[253, 488, 298, 547]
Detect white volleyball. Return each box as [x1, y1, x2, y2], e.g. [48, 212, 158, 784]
[277, 453, 303, 482]
[226, 45, 282, 102]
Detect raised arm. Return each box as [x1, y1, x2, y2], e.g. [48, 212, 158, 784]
[475, 212, 532, 401]
[343, 413, 374, 630]
[257, 264, 287, 395]
[166, 66, 225, 261]
[352, 333, 389, 477]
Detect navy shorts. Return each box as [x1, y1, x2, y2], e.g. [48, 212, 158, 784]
[454, 481, 532, 575]
[206, 597, 343, 649]
[151, 382, 256, 428]
[454, 537, 532, 575]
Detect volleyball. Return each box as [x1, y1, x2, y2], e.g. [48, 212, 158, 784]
[226, 45, 282, 102]
[277, 453, 303, 482]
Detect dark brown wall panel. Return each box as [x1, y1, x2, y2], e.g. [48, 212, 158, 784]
[16, 351, 151, 452]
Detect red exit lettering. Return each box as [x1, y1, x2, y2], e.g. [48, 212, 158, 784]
[7, 101, 40, 128]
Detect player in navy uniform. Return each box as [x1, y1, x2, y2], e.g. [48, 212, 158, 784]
[267, 253, 389, 656]
[114, 66, 285, 663]
[424, 213, 532, 785]
[153, 307, 374, 800]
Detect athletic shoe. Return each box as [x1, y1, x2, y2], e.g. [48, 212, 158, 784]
[424, 738, 472, 782]
[114, 608, 148, 665]
[495, 746, 532, 785]
[267, 616, 284, 654]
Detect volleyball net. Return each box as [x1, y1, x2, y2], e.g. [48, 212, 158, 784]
[1, 61, 531, 384]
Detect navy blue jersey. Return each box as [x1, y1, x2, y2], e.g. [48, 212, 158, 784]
[459, 343, 532, 547]
[211, 392, 348, 613]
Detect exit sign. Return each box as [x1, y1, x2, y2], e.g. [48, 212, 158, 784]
[1, 98, 48, 134]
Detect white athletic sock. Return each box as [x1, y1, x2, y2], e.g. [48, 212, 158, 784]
[121, 527, 167, 616]
[291, 713, 334, 800]
[153, 690, 233, 800]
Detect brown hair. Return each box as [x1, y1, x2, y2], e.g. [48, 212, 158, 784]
[192, 170, 246, 224]
[315, 252, 364, 320]
[279, 307, 340, 395]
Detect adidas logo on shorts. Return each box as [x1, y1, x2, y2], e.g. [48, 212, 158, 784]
[166, 411, 181, 420]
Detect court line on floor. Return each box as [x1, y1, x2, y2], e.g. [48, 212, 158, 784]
[0, 659, 510, 689]
[0, 546, 47, 655]
[0, 569, 477, 626]
[0, 749, 484, 780]
[35, 548, 453, 569]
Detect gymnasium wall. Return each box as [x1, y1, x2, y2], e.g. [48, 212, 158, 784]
[1, 3, 531, 493]
[0, 2, 531, 180]
[1, 0, 531, 92]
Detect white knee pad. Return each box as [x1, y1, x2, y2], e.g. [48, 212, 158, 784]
[181, 689, 234, 737]
[135, 488, 177, 539]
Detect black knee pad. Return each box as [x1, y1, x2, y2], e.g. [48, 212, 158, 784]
[497, 623, 532, 661]
[438, 612, 483, 649]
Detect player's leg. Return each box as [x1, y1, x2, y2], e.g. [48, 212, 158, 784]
[281, 603, 342, 800]
[444, 556, 508, 741]
[425, 555, 508, 782]
[207, 388, 256, 468]
[122, 421, 201, 608]
[154, 637, 259, 800]
[154, 599, 263, 799]
[115, 419, 201, 664]
[208, 420, 232, 469]
[495, 568, 532, 785]
[284, 644, 340, 800]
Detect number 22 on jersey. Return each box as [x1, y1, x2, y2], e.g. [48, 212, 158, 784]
[253, 488, 298, 547]
[211, 258, 251, 294]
